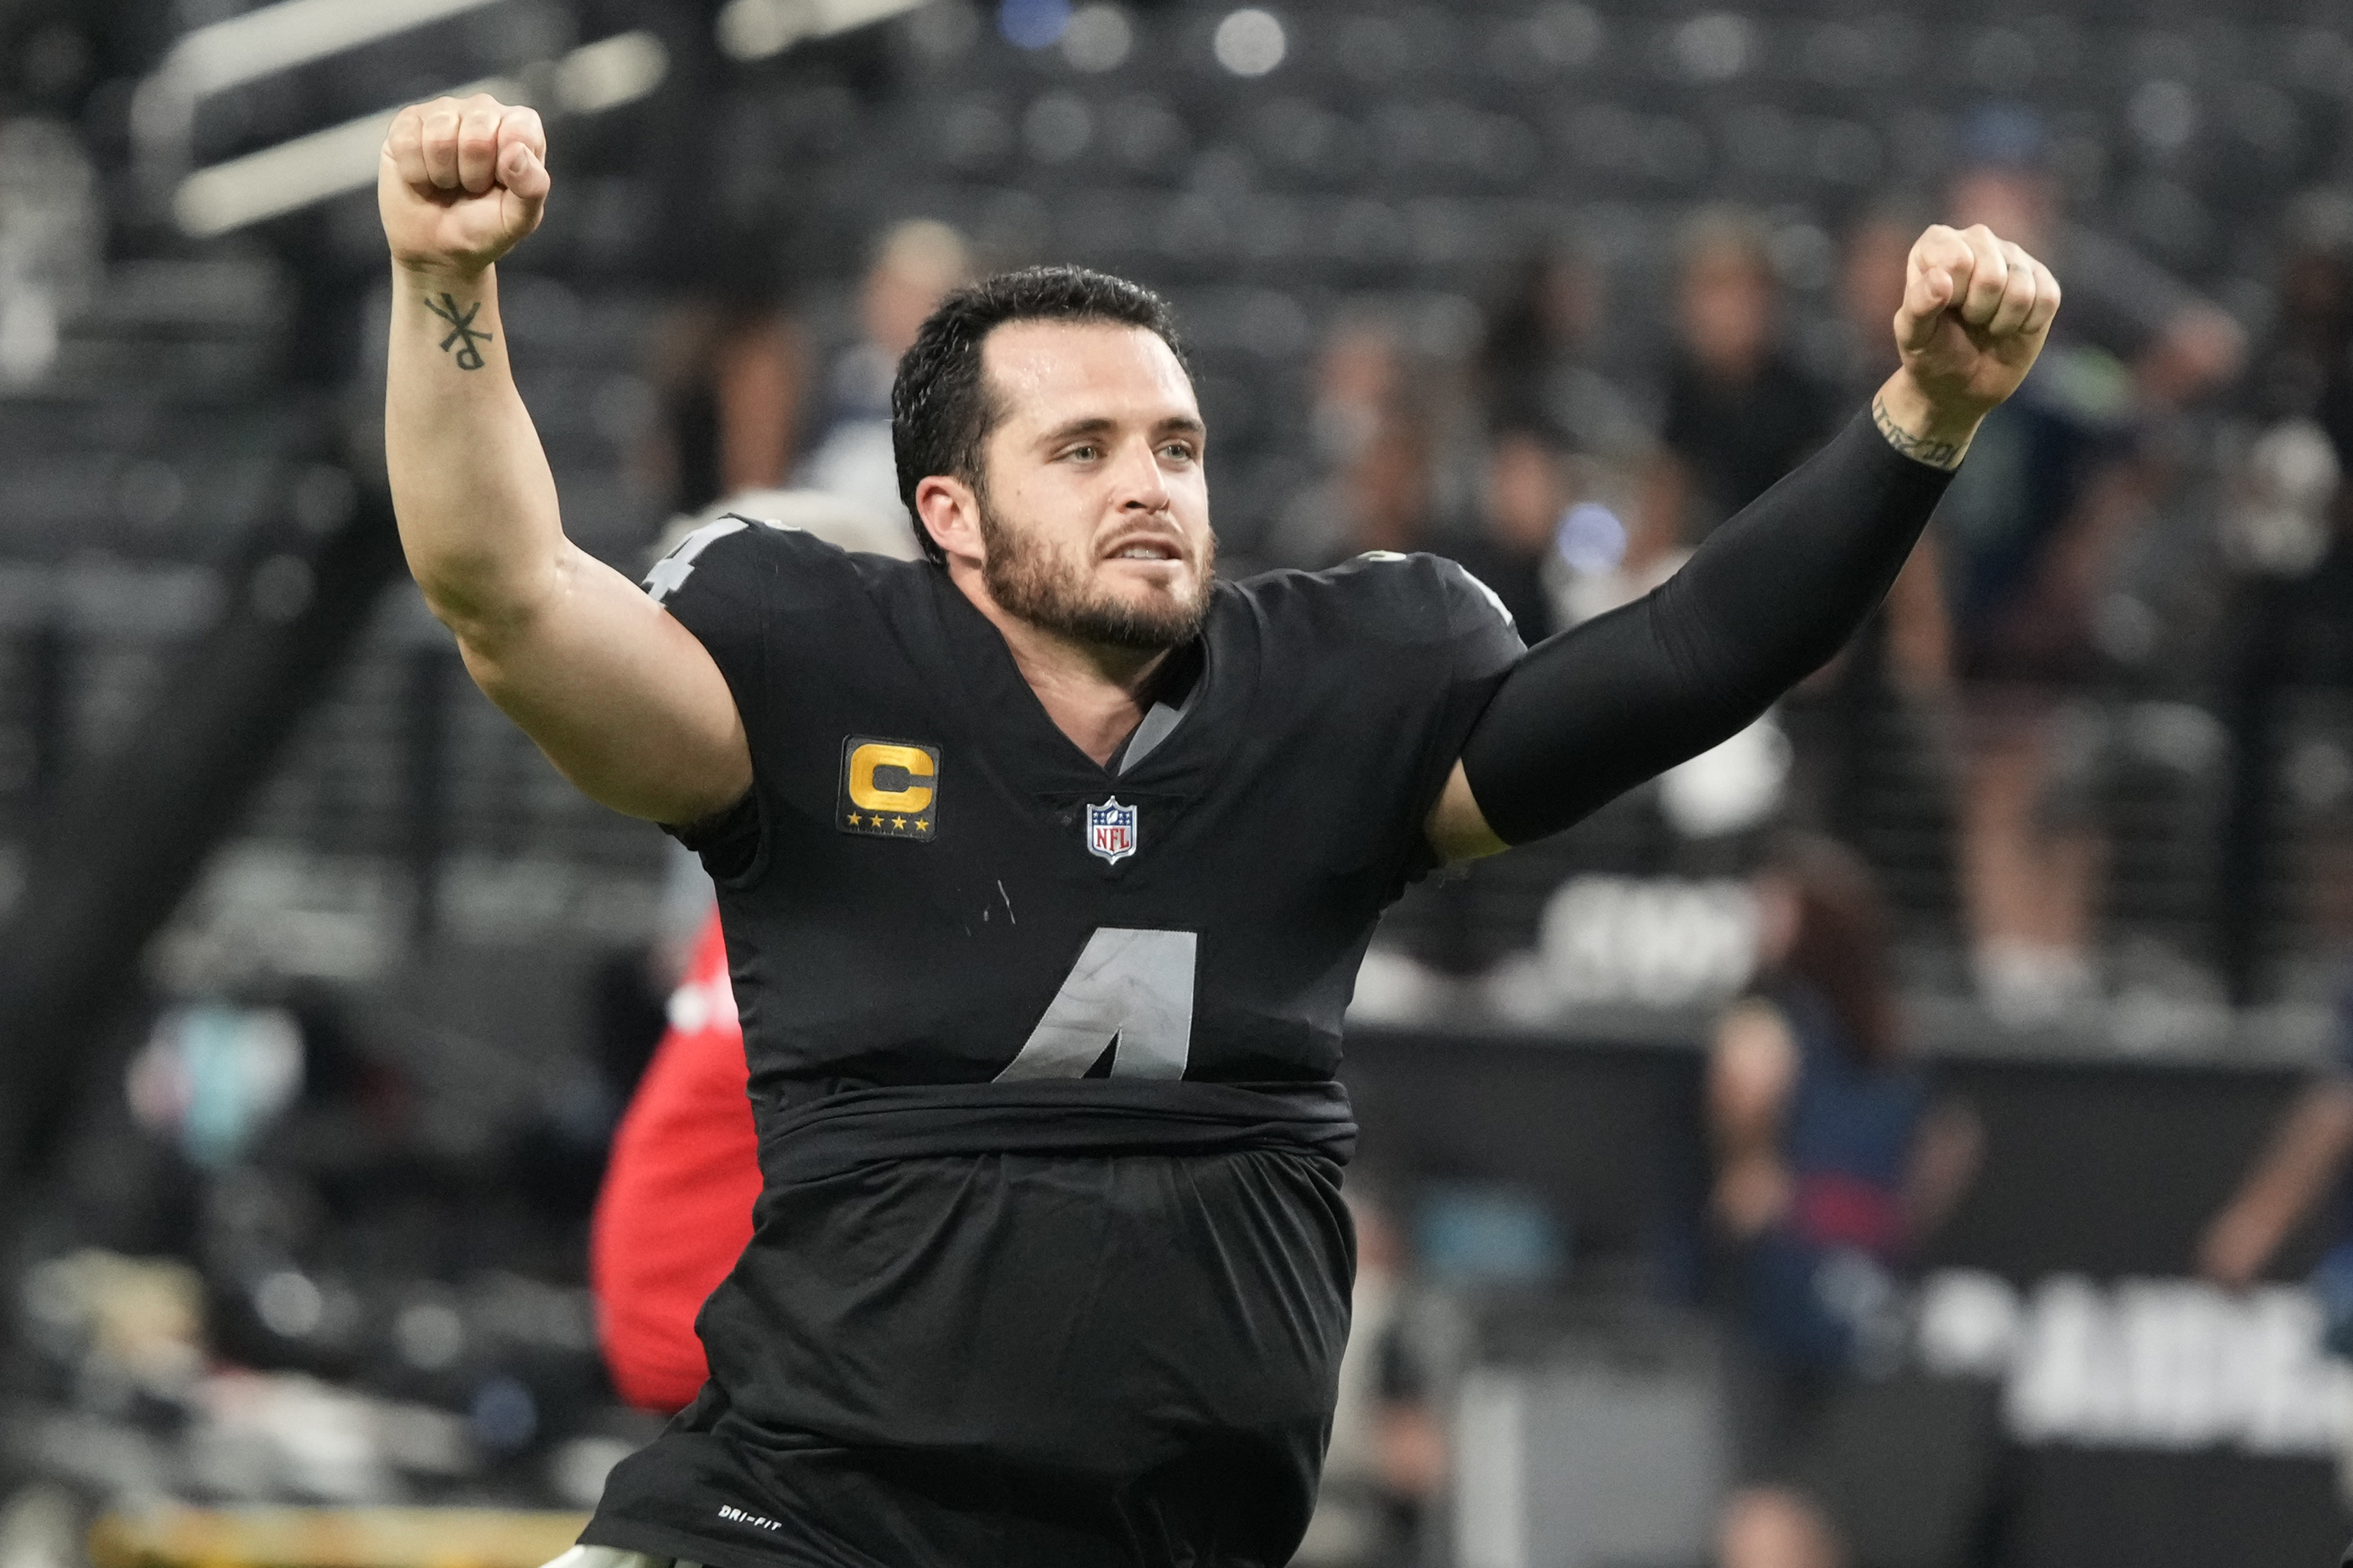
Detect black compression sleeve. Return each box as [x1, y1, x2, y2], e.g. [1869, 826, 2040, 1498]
[1459, 408, 1957, 845]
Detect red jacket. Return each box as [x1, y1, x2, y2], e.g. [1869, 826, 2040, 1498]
[589, 913, 761, 1411]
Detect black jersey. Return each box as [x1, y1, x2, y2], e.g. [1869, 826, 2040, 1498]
[582, 522, 1521, 1568]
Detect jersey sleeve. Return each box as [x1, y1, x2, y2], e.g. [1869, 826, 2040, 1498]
[644, 517, 787, 748]
[1412, 554, 1528, 875]
[1283, 551, 1525, 891]
[641, 516, 866, 865]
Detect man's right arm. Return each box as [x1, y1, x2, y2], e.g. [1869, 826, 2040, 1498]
[1428, 223, 2057, 859]
[381, 95, 750, 826]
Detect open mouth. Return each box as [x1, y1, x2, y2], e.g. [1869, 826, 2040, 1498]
[1103, 538, 1183, 563]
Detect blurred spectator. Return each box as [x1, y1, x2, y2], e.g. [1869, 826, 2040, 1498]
[1475, 240, 1651, 477]
[648, 221, 967, 525]
[2238, 198, 2353, 436]
[1447, 421, 1572, 642]
[590, 912, 755, 1414]
[1935, 110, 2246, 1022]
[2211, 191, 2353, 1157]
[2216, 207, 2353, 983]
[1629, 210, 1839, 585]
[1945, 111, 2242, 411]
[1272, 318, 1451, 567]
[1708, 836, 1981, 1568]
[652, 220, 970, 557]
[1293, 1182, 1446, 1568]
[2198, 978, 2353, 1499]
[794, 218, 972, 526]
[1600, 213, 1838, 847]
[651, 298, 811, 517]
[2197, 978, 2353, 1294]
[1826, 205, 1917, 396]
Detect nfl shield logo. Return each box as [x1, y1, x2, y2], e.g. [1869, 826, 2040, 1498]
[1086, 797, 1138, 864]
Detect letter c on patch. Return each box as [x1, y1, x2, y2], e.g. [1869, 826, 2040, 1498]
[847, 742, 936, 812]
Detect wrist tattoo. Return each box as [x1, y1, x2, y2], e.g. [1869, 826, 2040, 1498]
[1872, 395, 1967, 470]
[422, 292, 494, 370]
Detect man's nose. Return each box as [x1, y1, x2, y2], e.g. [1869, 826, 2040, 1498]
[1112, 437, 1172, 510]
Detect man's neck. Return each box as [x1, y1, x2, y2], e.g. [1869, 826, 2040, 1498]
[950, 563, 1169, 768]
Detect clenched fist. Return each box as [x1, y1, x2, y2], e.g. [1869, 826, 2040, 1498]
[1873, 223, 2060, 468]
[379, 94, 550, 277]
[1896, 223, 2060, 411]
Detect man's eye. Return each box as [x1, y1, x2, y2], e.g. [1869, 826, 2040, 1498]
[1162, 443, 1195, 461]
[1065, 444, 1099, 461]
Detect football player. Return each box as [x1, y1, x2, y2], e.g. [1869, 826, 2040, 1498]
[381, 95, 2056, 1568]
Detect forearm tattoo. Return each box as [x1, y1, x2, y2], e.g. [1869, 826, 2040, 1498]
[422, 292, 494, 370]
[1871, 394, 1967, 470]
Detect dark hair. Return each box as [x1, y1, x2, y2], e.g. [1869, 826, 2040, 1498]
[890, 265, 1189, 565]
[1763, 832, 1900, 1066]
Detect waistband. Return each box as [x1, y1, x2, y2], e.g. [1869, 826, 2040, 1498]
[754, 1079, 1356, 1183]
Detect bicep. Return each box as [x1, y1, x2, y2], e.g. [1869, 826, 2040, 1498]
[455, 542, 752, 825]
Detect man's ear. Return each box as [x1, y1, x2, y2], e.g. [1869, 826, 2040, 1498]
[915, 474, 983, 566]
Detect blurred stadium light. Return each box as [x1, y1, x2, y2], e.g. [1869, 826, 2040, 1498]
[131, 0, 509, 183]
[716, 0, 928, 63]
[170, 31, 670, 239]
[153, 0, 926, 239]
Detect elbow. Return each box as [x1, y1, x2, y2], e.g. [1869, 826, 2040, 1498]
[409, 544, 569, 650]
[417, 577, 523, 653]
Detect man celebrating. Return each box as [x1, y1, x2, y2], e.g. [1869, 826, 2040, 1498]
[381, 95, 2055, 1568]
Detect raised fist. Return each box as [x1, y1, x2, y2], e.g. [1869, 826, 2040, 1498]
[379, 94, 550, 276]
[1892, 223, 2060, 418]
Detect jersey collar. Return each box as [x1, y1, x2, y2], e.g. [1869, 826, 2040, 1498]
[921, 568, 1243, 796]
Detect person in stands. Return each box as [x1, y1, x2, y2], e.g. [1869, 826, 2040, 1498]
[1708, 835, 1982, 1568]
[591, 909, 757, 1412]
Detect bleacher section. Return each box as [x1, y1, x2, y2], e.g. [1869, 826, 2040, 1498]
[3, 0, 2351, 1024]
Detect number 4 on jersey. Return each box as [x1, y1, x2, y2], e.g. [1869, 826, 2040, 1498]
[994, 928, 1197, 1081]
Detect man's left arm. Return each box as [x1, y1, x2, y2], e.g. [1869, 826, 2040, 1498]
[1428, 223, 2060, 861]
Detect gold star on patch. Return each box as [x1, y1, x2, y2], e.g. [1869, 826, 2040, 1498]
[846, 812, 863, 827]
[893, 815, 908, 830]
[915, 819, 930, 831]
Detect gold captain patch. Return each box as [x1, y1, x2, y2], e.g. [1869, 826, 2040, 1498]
[837, 737, 940, 841]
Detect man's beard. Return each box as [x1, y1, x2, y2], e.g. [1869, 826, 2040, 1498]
[978, 491, 1214, 651]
